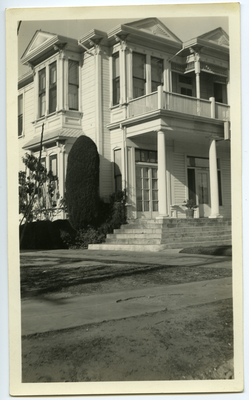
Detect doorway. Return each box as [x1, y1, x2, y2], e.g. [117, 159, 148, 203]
[136, 165, 158, 219]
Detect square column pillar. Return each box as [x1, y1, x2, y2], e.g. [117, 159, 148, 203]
[157, 130, 168, 218]
[209, 139, 221, 218]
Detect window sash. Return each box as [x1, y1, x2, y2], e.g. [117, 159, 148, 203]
[151, 57, 163, 90]
[68, 60, 79, 110]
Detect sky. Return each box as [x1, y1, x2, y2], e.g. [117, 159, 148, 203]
[18, 16, 229, 76]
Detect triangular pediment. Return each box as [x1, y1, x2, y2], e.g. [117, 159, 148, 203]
[125, 18, 182, 43]
[198, 28, 229, 48]
[21, 30, 58, 60]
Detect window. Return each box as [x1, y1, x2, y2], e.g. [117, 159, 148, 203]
[49, 62, 57, 113]
[114, 149, 122, 192]
[135, 149, 157, 163]
[214, 82, 227, 104]
[113, 53, 120, 106]
[68, 60, 79, 110]
[187, 156, 223, 205]
[39, 68, 46, 117]
[179, 74, 193, 97]
[18, 94, 23, 137]
[133, 52, 146, 99]
[151, 57, 163, 92]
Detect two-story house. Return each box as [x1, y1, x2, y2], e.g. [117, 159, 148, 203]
[18, 18, 231, 248]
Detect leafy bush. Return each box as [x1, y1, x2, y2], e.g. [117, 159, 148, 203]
[63, 190, 127, 249]
[66, 136, 100, 230]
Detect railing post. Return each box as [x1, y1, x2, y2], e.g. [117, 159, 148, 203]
[209, 97, 215, 118]
[158, 85, 163, 109]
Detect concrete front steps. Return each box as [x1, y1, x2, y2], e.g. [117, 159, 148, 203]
[88, 218, 232, 252]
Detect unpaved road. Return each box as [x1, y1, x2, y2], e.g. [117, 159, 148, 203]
[21, 252, 233, 382]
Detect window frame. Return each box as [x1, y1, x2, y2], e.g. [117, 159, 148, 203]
[38, 68, 46, 117]
[112, 52, 120, 106]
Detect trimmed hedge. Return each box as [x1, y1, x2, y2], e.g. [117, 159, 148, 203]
[19, 220, 76, 250]
[66, 135, 100, 230]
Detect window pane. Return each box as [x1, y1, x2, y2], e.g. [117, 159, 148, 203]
[152, 168, 157, 178]
[68, 60, 79, 85]
[151, 57, 163, 84]
[39, 69, 46, 91]
[18, 95, 23, 115]
[50, 155, 57, 176]
[149, 151, 157, 163]
[153, 201, 158, 212]
[152, 179, 158, 190]
[137, 201, 142, 212]
[136, 167, 142, 177]
[144, 201, 149, 211]
[141, 150, 149, 162]
[113, 77, 120, 106]
[50, 62, 57, 85]
[18, 115, 23, 137]
[133, 78, 145, 98]
[133, 53, 145, 79]
[39, 93, 46, 117]
[152, 190, 158, 201]
[49, 86, 57, 113]
[68, 85, 78, 110]
[143, 178, 149, 189]
[113, 53, 119, 79]
[143, 167, 149, 178]
[135, 149, 141, 162]
[144, 190, 149, 201]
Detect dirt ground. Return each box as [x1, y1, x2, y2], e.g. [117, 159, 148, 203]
[21, 254, 233, 382]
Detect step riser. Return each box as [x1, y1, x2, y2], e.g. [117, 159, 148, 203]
[111, 230, 231, 239]
[89, 240, 232, 252]
[106, 236, 231, 245]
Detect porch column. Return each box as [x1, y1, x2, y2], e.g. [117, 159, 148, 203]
[209, 139, 220, 218]
[157, 130, 168, 217]
[195, 53, 200, 99]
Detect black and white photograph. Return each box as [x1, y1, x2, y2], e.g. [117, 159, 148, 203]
[5, 2, 244, 397]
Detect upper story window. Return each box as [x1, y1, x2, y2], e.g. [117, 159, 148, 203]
[151, 57, 164, 92]
[68, 60, 79, 111]
[179, 74, 193, 96]
[214, 82, 227, 104]
[112, 53, 120, 106]
[39, 68, 46, 117]
[133, 52, 146, 99]
[49, 62, 57, 114]
[18, 94, 23, 137]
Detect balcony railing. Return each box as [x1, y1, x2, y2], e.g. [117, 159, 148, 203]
[127, 88, 230, 121]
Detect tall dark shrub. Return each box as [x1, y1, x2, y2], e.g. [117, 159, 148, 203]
[66, 135, 99, 230]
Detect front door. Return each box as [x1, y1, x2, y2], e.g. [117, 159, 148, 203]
[197, 170, 210, 217]
[136, 166, 158, 219]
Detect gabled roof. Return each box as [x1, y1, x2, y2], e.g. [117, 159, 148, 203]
[197, 27, 229, 47]
[183, 27, 229, 54]
[125, 18, 182, 43]
[107, 17, 182, 50]
[21, 30, 81, 66]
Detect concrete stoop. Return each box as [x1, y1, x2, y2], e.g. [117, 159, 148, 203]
[88, 218, 232, 252]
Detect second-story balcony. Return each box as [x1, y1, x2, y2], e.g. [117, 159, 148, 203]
[126, 87, 230, 122]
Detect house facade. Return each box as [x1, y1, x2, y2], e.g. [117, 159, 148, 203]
[18, 18, 231, 222]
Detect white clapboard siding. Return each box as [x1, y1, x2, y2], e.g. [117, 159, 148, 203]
[221, 158, 231, 217]
[18, 83, 35, 169]
[100, 51, 112, 198]
[81, 53, 95, 142]
[173, 153, 186, 217]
